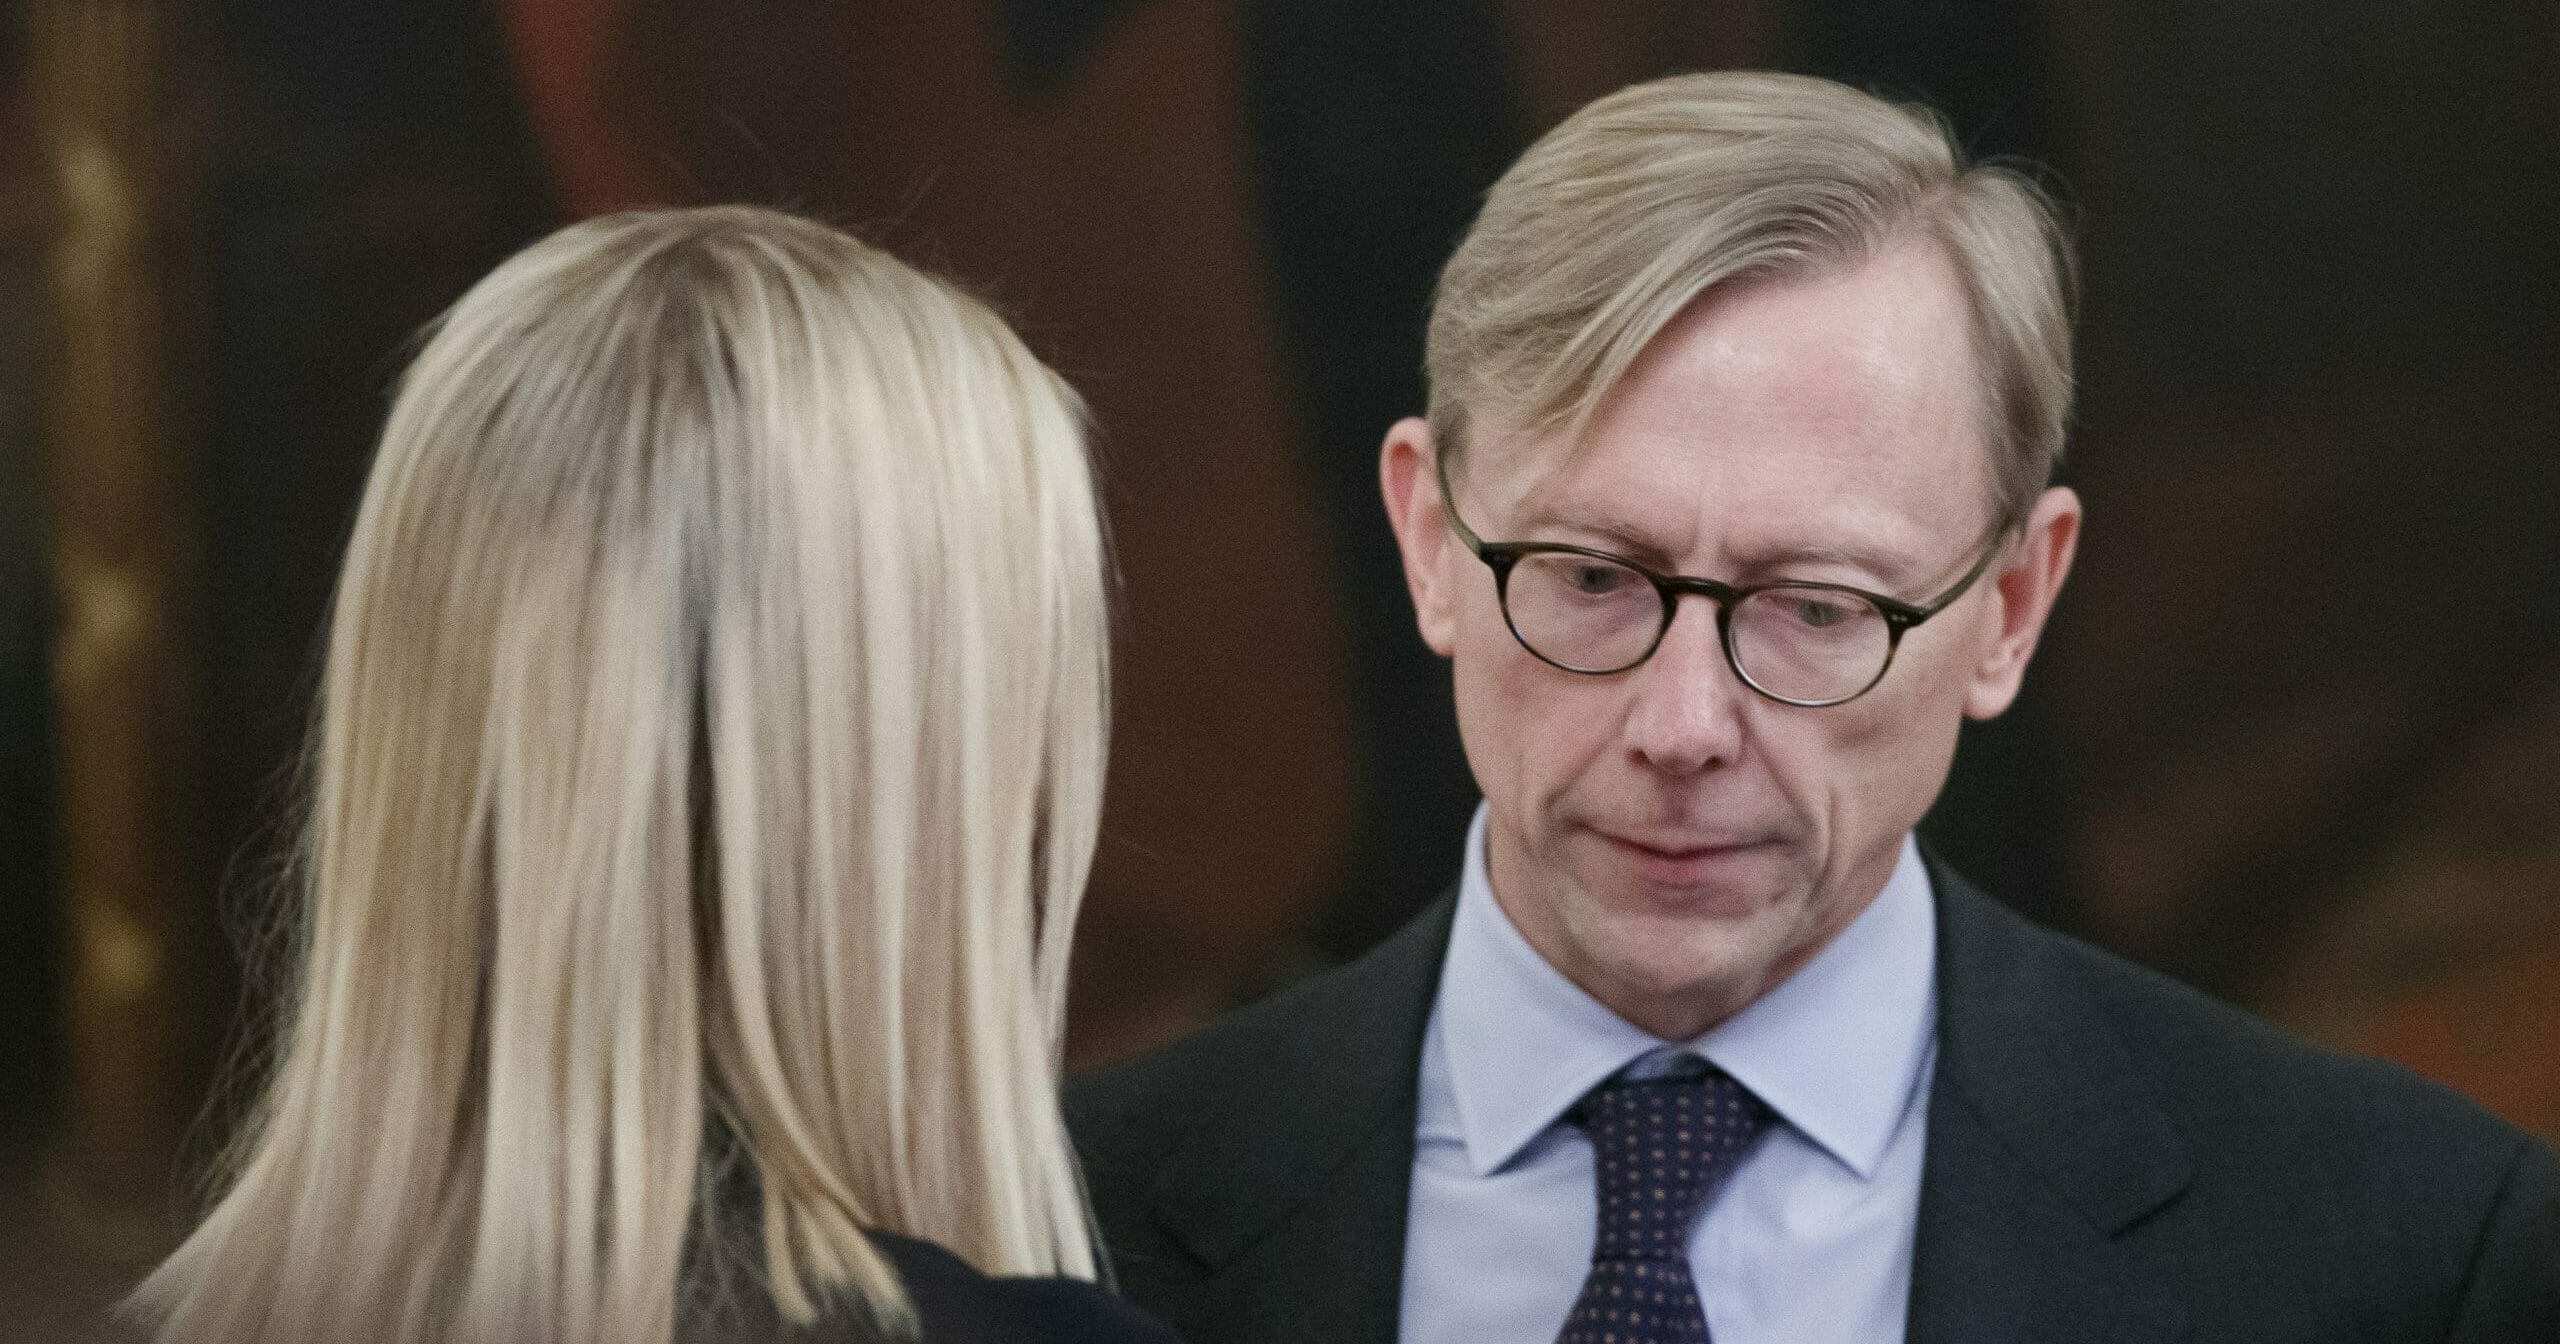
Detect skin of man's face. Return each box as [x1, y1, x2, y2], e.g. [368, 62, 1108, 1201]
[1381, 236, 2082, 1040]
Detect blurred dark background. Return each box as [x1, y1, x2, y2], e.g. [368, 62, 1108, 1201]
[4, 0, 2556, 1335]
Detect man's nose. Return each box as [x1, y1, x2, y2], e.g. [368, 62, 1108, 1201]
[1619, 598, 1748, 776]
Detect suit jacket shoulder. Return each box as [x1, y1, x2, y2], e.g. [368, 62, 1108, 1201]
[1066, 891, 1457, 1344]
[1917, 857, 2560, 1342]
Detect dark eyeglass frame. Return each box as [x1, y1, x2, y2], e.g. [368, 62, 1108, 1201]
[1436, 454, 2012, 707]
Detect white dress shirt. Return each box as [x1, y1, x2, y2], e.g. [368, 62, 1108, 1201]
[1399, 804, 1938, 1344]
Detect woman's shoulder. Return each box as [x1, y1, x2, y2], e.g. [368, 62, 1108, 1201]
[680, 1228, 1179, 1344]
[868, 1232, 1182, 1344]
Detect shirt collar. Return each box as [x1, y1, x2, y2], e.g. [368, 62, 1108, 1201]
[1435, 803, 1937, 1181]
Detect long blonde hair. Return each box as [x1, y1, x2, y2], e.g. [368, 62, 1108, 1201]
[128, 206, 1110, 1343]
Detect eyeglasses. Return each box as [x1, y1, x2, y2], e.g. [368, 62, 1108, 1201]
[1438, 457, 2009, 707]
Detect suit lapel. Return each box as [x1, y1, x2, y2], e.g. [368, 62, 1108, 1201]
[1147, 893, 1458, 1344]
[1908, 860, 2194, 1343]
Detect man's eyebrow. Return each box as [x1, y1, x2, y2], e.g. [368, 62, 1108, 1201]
[1727, 538, 1916, 583]
[1513, 508, 1682, 564]
[1517, 505, 1918, 584]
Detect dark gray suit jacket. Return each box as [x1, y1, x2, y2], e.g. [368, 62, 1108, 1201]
[1066, 858, 2560, 1342]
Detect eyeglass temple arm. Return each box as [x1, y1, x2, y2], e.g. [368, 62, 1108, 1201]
[1905, 520, 2016, 620]
[1433, 450, 1491, 555]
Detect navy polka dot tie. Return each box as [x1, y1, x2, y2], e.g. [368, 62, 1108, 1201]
[1555, 1060, 1771, 1344]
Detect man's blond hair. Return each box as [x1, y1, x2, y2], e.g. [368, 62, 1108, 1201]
[1427, 70, 2075, 525]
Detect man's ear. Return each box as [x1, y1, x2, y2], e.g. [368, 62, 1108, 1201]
[1380, 416, 1461, 657]
[1964, 485, 2081, 720]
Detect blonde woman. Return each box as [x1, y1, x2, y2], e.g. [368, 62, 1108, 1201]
[127, 207, 1177, 1344]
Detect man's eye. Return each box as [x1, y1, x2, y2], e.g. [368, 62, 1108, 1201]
[1788, 596, 1855, 628]
[1568, 564, 1635, 595]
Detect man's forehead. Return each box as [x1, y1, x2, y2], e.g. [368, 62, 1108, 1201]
[1452, 415, 1980, 584]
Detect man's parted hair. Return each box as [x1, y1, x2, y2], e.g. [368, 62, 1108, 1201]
[1427, 70, 2076, 526]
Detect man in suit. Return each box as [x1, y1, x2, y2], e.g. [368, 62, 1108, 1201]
[1067, 70, 2560, 1343]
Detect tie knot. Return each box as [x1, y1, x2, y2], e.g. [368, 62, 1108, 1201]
[1575, 1064, 1769, 1262]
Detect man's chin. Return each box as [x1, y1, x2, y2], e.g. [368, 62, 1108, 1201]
[1572, 921, 1784, 1037]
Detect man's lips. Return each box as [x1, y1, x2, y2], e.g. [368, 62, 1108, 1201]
[1593, 829, 1772, 860]
[1568, 825, 1785, 910]
[1587, 828, 1778, 902]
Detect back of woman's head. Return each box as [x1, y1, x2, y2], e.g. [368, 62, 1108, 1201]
[129, 206, 1110, 1344]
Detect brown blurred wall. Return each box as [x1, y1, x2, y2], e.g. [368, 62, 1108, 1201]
[5, 0, 2558, 1334]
